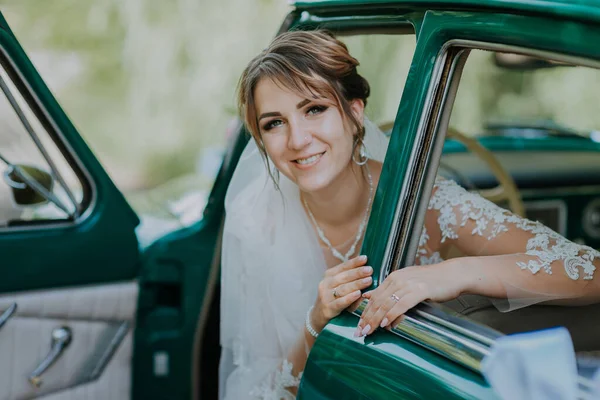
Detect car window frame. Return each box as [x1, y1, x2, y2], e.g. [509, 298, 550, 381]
[0, 45, 94, 230]
[381, 10, 600, 395]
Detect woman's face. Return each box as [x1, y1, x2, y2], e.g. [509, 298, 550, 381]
[254, 78, 364, 193]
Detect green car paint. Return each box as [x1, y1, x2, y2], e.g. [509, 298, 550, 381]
[298, 313, 494, 399]
[0, 15, 140, 292]
[1, 0, 599, 398]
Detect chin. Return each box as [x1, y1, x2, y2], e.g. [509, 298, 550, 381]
[293, 172, 335, 194]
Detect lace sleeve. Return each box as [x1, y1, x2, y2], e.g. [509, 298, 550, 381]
[418, 177, 598, 282]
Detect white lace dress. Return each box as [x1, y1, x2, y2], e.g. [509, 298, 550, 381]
[418, 178, 597, 281]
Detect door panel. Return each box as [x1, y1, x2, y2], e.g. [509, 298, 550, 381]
[0, 282, 138, 399]
[299, 313, 495, 399]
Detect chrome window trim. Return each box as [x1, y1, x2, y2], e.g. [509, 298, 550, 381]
[354, 300, 495, 372]
[0, 45, 98, 231]
[0, 74, 75, 216]
[377, 38, 600, 397]
[404, 47, 470, 268]
[378, 45, 453, 282]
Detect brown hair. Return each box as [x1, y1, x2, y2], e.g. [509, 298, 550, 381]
[237, 30, 370, 177]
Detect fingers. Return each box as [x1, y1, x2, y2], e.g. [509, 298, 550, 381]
[362, 289, 407, 333]
[356, 287, 404, 337]
[316, 256, 370, 324]
[320, 289, 363, 321]
[325, 255, 368, 277]
[334, 275, 372, 298]
[360, 272, 393, 315]
[333, 290, 363, 311]
[381, 292, 423, 328]
[356, 289, 425, 337]
[331, 265, 373, 288]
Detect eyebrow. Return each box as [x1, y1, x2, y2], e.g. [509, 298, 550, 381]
[258, 99, 313, 121]
[258, 112, 281, 121]
[296, 99, 311, 109]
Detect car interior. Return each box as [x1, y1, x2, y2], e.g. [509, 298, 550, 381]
[424, 48, 600, 357]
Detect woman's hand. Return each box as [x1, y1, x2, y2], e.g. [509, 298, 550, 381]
[356, 261, 468, 337]
[310, 255, 374, 333]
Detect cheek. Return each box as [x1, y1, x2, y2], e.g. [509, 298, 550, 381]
[321, 113, 354, 155]
[261, 135, 288, 166]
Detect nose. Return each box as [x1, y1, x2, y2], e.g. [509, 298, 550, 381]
[287, 120, 312, 150]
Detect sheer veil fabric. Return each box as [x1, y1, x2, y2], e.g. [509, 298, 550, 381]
[219, 118, 388, 399]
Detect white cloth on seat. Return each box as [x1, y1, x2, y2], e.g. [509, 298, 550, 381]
[481, 327, 578, 400]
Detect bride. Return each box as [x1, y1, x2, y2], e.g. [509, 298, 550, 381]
[219, 30, 600, 399]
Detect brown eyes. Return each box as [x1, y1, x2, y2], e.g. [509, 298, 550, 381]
[261, 105, 329, 132]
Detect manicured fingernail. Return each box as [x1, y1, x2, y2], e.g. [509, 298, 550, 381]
[362, 277, 372, 284]
[359, 255, 367, 262]
[361, 324, 371, 337]
[353, 326, 361, 337]
[362, 266, 373, 274]
[380, 318, 389, 328]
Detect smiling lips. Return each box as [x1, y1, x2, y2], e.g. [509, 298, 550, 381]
[293, 151, 325, 167]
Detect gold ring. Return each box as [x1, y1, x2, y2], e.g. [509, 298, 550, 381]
[333, 289, 339, 298]
[391, 294, 401, 302]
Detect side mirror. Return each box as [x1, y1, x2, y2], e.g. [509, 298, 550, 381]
[3, 165, 54, 206]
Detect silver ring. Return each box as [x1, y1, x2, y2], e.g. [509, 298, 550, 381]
[391, 294, 400, 302]
[333, 289, 339, 298]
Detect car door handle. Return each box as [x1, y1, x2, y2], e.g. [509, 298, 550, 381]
[28, 326, 72, 388]
[0, 303, 17, 330]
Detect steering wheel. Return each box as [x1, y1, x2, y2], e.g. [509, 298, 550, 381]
[379, 122, 525, 217]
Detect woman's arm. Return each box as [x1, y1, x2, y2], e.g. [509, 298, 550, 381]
[356, 178, 600, 336]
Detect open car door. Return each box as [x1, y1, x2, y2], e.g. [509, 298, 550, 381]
[0, 12, 225, 400]
[0, 11, 140, 399]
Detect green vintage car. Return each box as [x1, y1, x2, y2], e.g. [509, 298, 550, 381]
[0, 0, 599, 399]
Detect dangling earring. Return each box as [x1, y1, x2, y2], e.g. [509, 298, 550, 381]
[352, 136, 368, 166]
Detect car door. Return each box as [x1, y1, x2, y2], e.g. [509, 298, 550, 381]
[298, 5, 600, 399]
[0, 12, 224, 400]
[0, 11, 142, 400]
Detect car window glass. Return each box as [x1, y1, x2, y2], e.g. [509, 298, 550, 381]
[0, 63, 84, 224]
[343, 33, 416, 131]
[419, 48, 600, 362]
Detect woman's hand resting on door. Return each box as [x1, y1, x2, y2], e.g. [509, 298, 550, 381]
[309, 255, 374, 334]
[355, 260, 469, 337]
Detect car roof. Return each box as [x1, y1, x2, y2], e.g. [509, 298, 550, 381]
[292, 0, 600, 24]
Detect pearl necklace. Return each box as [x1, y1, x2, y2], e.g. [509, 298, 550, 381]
[303, 164, 374, 263]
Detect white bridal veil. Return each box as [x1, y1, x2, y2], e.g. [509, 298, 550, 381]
[219, 118, 388, 399]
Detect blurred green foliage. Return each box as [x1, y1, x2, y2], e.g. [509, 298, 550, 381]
[0, 0, 290, 190]
[1, 1, 599, 196]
